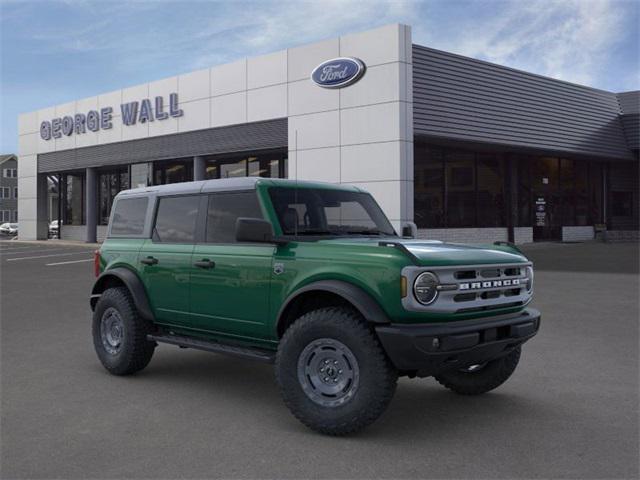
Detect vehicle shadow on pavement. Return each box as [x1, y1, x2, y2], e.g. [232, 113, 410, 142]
[116, 347, 548, 439]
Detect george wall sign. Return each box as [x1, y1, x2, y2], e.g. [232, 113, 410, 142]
[311, 57, 366, 89]
[40, 93, 184, 140]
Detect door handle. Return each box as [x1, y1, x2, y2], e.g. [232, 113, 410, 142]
[140, 256, 159, 265]
[194, 259, 215, 269]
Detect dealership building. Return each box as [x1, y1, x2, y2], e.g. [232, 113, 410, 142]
[17, 24, 639, 243]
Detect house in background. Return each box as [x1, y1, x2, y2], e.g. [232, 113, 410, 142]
[0, 154, 18, 223]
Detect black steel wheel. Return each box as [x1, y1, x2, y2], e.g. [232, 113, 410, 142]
[92, 287, 155, 376]
[276, 307, 397, 436]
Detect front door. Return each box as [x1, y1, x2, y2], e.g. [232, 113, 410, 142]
[189, 191, 274, 340]
[138, 194, 201, 326]
[532, 157, 561, 241]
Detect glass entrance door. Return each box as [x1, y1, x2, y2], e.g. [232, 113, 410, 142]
[532, 157, 561, 241]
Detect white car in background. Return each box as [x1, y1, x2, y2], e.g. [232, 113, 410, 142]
[0, 223, 18, 236]
[49, 220, 60, 238]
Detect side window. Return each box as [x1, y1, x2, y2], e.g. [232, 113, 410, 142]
[110, 197, 148, 236]
[206, 192, 262, 243]
[154, 195, 200, 243]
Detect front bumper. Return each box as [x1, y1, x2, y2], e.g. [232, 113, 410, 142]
[375, 308, 541, 377]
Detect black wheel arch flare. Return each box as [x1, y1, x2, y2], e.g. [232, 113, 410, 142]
[90, 267, 155, 322]
[276, 280, 391, 337]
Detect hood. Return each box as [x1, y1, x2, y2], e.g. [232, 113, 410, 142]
[318, 237, 528, 266]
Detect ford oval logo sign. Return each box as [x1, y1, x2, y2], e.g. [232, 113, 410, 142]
[311, 57, 366, 89]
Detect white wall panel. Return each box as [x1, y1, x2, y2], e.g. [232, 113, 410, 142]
[98, 89, 122, 110]
[97, 119, 123, 144]
[17, 154, 37, 178]
[122, 84, 148, 104]
[18, 112, 38, 135]
[178, 98, 210, 132]
[149, 114, 179, 137]
[36, 107, 56, 154]
[211, 59, 246, 96]
[288, 79, 339, 116]
[18, 133, 38, 156]
[340, 24, 403, 67]
[247, 84, 287, 122]
[341, 141, 403, 182]
[288, 38, 340, 82]
[288, 110, 340, 151]
[289, 147, 341, 183]
[211, 92, 247, 127]
[179, 68, 210, 102]
[339, 62, 401, 109]
[341, 102, 402, 145]
[121, 118, 149, 141]
[149, 76, 178, 99]
[248, 50, 287, 89]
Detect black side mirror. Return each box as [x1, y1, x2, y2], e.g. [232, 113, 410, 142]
[236, 217, 281, 244]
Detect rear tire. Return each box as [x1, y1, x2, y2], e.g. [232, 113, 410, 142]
[434, 347, 521, 395]
[275, 307, 397, 436]
[92, 287, 155, 376]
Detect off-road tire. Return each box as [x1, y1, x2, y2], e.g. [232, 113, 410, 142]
[92, 287, 155, 376]
[275, 307, 398, 436]
[434, 347, 521, 395]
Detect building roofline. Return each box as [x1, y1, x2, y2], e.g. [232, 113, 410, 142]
[0, 154, 17, 166]
[412, 43, 619, 97]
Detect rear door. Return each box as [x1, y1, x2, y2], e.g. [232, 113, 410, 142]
[139, 194, 202, 327]
[189, 191, 274, 339]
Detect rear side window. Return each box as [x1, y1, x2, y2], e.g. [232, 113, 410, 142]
[153, 195, 200, 243]
[110, 197, 148, 236]
[206, 192, 262, 243]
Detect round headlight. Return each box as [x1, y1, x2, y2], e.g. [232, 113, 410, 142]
[525, 266, 534, 293]
[414, 272, 439, 305]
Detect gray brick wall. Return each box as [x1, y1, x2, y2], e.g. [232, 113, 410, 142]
[562, 226, 594, 242]
[417, 227, 508, 244]
[514, 227, 533, 245]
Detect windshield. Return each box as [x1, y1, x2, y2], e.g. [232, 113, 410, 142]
[268, 187, 396, 237]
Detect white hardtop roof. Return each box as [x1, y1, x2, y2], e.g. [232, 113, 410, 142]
[117, 177, 363, 198]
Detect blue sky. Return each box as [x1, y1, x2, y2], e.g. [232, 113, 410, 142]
[1, 0, 638, 153]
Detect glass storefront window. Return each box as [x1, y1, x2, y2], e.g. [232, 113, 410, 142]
[414, 144, 507, 229]
[477, 154, 505, 227]
[62, 173, 85, 226]
[220, 158, 248, 178]
[516, 157, 532, 227]
[445, 151, 476, 227]
[589, 162, 604, 225]
[574, 160, 589, 226]
[205, 150, 287, 180]
[153, 159, 193, 185]
[414, 145, 444, 228]
[98, 167, 130, 225]
[608, 162, 639, 230]
[414, 142, 608, 235]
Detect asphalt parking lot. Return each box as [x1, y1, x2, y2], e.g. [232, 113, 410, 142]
[1, 240, 638, 479]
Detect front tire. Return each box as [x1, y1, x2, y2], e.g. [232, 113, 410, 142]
[434, 347, 521, 395]
[275, 307, 397, 436]
[92, 287, 155, 376]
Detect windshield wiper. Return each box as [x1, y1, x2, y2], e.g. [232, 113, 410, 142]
[292, 229, 342, 236]
[343, 229, 385, 235]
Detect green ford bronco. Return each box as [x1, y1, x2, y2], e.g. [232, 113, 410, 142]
[90, 177, 540, 435]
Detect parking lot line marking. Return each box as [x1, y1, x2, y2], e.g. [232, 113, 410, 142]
[46, 258, 93, 266]
[6, 252, 91, 262]
[0, 247, 67, 254]
[0, 248, 88, 256]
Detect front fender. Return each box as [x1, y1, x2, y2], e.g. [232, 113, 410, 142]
[90, 267, 154, 321]
[276, 279, 390, 334]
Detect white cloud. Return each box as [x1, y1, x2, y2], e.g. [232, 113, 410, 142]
[414, 0, 636, 89]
